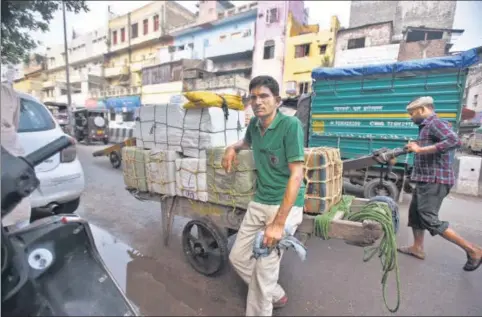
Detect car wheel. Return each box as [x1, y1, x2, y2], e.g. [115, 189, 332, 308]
[56, 198, 80, 214]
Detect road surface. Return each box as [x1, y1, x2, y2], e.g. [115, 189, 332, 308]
[77, 144, 482, 316]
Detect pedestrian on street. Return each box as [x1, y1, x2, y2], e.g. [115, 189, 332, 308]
[398, 96, 482, 271]
[222, 76, 305, 316]
[1, 83, 31, 229]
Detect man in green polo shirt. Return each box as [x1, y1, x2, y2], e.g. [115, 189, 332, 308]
[222, 75, 305, 316]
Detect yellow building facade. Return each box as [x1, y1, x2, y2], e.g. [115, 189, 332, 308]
[283, 14, 340, 97]
[13, 54, 46, 100]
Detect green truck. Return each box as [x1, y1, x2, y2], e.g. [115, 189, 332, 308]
[303, 47, 481, 200]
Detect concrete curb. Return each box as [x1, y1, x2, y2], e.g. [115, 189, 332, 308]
[453, 155, 482, 197]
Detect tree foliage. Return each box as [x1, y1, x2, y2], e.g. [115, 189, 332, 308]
[1, 1, 89, 65]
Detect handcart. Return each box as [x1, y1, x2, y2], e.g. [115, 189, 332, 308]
[92, 137, 136, 169]
[128, 147, 407, 277]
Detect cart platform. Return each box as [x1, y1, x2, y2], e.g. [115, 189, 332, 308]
[92, 137, 136, 168]
[129, 191, 384, 276]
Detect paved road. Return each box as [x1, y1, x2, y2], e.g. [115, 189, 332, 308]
[77, 144, 482, 316]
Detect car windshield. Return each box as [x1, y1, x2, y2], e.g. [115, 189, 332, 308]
[18, 98, 56, 132]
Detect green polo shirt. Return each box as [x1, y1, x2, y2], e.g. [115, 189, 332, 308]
[244, 111, 305, 207]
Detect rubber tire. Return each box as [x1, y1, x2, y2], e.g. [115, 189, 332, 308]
[103, 138, 109, 145]
[110, 151, 121, 169]
[182, 219, 228, 277]
[363, 178, 399, 200]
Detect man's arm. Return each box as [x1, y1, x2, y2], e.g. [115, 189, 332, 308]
[273, 118, 305, 226]
[227, 117, 253, 152]
[416, 120, 461, 155]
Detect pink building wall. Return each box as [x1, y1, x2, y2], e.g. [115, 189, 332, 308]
[252, 1, 305, 94]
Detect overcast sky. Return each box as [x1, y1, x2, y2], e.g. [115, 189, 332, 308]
[27, 0, 482, 54]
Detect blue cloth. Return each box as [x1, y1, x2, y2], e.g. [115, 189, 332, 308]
[251, 226, 307, 261]
[312, 47, 480, 80]
[369, 195, 400, 234]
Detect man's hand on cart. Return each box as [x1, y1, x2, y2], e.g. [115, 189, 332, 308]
[222, 146, 239, 173]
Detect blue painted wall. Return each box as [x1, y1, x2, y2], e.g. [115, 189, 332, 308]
[172, 14, 256, 60]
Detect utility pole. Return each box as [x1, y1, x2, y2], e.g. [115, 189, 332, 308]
[62, 1, 72, 110]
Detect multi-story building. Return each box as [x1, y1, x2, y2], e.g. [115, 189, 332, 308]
[335, 1, 464, 67]
[141, 0, 257, 105]
[465, 64, 482, 113]
[101, 1, 195, 93]
[43, 27, 109, 107]
[1, 63, 23, 84]
[283, 14, 339, 96]
[349, 1, 458, 42]
[163, 1, 258, 78]
[334, 21, 401, 67]
[251, 1, 306, 93]
[12, 54, 47, 100]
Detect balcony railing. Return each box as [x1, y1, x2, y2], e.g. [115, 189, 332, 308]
[104, 65, 130, 78]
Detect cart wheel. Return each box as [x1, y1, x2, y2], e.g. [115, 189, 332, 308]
[182, 219, 228, 276]
[110, 151, 121, 169]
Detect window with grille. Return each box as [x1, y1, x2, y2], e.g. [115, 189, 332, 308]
[121, 28, 126, 42]
[143, 19, 148, 35]
[319, 44, 327, 55]
[266, 8, 279, 24]
[295, 44, 310, 58]
[298, 82, 310, 95]
[153, 15, 159, 31]
[347, 37, 365, 49]
[131, 23, 138, 39]
[263, 40, 275, 59]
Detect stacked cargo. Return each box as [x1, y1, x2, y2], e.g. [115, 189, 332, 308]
[124, 91, 344, 214]
[303, 147, 343, 214]
[206, 147, 257, 209]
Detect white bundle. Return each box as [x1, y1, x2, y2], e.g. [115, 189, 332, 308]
[146, 150, 180, 196]
[180, 107, 246, 158]
[134, 95, 187, 150]
[175, 158, 208, 202]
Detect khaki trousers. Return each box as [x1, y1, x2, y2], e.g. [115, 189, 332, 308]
[229, 201, 303, 316]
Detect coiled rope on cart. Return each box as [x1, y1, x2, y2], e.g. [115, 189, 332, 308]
[314, 195, 401, 313]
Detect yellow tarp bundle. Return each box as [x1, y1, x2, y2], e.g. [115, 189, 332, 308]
[183, 91, 245, 111]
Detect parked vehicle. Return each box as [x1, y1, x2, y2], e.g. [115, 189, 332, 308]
[44, 102, 72, 135]
[306, 47, 481, 200]
[73, 108, 109, 145]
[467, 127, 482, 155]
[16, 92, 85, 220]
[1, 136, 138, 316]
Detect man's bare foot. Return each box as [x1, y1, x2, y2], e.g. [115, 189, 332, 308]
[397, 246, 426, 260]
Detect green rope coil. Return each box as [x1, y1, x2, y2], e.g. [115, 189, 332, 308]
[314, 195, 355, 240]
[345, 201, 401, 313]
[314, 197, 401, 313]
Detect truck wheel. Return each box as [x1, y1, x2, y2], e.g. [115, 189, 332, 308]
[363, 178, 399, 200]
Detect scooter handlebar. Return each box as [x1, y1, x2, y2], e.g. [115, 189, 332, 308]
[25, 136, 74, 167]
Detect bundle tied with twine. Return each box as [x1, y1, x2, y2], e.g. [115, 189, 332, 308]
[175, 157, 209, 202]
[122, 146, 149, 193]
[206, 147, 257, 210]
[303, 147, 343, 214]
[146, 150, 179, 196]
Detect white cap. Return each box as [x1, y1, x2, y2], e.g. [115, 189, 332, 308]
[406, 96, 434, 111]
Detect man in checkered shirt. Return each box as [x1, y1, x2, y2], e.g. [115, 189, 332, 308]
[398, 96, 482, 272]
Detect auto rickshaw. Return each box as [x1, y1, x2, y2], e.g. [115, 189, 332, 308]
[73, 108, 110, 145]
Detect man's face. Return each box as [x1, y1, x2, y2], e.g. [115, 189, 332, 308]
[249, 86, 280, 119]
[408, 107, 428, 124]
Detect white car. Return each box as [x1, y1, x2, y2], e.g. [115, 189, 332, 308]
[16, 92, 85, 216]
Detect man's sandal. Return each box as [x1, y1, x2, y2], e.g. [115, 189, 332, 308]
[463, 253, 482, 272]
[397, 246, 426, 260]
[273, 295, 288, 309]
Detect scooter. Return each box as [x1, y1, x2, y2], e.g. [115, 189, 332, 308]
[1, 136, 140, 316]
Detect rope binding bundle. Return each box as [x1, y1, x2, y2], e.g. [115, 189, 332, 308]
[314, 195, 401, 313]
